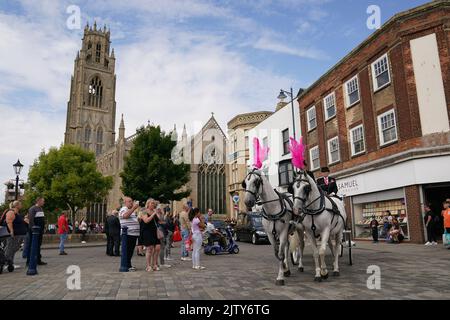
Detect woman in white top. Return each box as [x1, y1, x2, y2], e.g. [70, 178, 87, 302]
[79, 219, 88, 243]
[190, 207, 206, 270]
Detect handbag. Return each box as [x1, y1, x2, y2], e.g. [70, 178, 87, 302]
[443, 231, 450, 248]
[173, 225, 182, 242]
[184, 235, 192, 251]
[155, 220, 164, 240]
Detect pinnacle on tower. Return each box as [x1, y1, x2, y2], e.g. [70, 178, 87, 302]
[171, 124, 178, 141]
[119, 114, 125, 140]
[94, 20, 97, 31]
[182, 124, 187, 138]
[119, 114, 125, 129]
[103, 24, 107, 32]
[111, 48, 115, 58]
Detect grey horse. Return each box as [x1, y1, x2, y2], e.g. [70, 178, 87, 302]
[243, 168, 305, 286]
[291, 170, 347, 281]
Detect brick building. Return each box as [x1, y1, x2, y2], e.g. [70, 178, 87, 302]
[297, 1, 450, 243]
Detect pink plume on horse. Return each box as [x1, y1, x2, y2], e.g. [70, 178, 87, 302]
[252, 137, 269, 169]
[289, 136, 305, 170]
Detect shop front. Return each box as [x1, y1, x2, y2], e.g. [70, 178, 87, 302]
[336, 155, 450, 243]
[351, 189, 409, 240]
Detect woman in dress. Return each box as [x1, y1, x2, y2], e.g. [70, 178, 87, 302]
[141, 199, 161, 271]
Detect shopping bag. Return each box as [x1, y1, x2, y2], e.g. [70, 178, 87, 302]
[443, 231, 450, 248]
[185, 235, 193, 251]
[173, 226, 182, 242]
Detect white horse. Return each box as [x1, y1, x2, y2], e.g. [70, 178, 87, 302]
[291, 170, 347, 281]
[243, 168, 306, 285]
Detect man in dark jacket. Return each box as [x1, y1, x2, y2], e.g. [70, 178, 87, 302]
[26, 197, 47, 266]
[106, 210, 121, 256]
[316, 167, 338, 195]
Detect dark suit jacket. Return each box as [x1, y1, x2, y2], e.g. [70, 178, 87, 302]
[317, 176, 338, 195]
[106, 215, 121, 237]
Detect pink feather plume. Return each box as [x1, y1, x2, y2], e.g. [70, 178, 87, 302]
[289, 136, 305, 170]
[252, 137, 269, 169]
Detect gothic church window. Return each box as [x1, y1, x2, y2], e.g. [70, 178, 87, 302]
[95, 43, 101, 63]
[84, 127, 92, 150]
[96, 127, 104, 156]
[88, 77, 103, 108]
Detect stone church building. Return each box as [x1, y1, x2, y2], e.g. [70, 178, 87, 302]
[64, 24, 228, 221]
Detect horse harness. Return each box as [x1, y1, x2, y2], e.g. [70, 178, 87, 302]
[293, 174, 347, 239]
[242, 169, 298, 260]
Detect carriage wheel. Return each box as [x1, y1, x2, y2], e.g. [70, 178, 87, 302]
[210, 248, 217, 255]
[233, 247, 239, 254]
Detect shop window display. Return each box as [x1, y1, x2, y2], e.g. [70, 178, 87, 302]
[354, 199, 408, 240]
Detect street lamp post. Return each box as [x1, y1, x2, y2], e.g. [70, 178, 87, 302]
[13, 159, 24, 201]
[277, 88, 296, 140]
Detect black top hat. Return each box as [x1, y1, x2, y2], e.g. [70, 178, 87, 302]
[320, 167, 330, 173]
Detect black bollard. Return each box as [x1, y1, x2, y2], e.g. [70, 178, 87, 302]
[26, 226, 40, 276]
[119, 226, 128, 272]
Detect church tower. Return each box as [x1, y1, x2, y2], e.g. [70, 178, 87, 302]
[64, 21, 117, 156]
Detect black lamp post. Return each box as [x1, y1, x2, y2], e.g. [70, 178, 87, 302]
[13, 159, 23, 200]
[277, 88, 296, 140]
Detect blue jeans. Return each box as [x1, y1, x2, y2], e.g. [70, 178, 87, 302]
[181, 229, 190, 257]
[59, 233, 68, 253]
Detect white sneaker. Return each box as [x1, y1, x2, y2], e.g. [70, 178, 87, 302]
[424, 242, 432, 246]
[161, 264, 171, 268]
[432, 242, 438, 245]
[195, 266, 206, 270]
[81, 241, 86, 244]
[181, 257, 192, 261]
[165, 257, 173, 261]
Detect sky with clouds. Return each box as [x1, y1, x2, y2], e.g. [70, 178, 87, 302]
[0, 0, 430, 198]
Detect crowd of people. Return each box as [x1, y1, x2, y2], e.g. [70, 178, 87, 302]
[1, 193, 449, 274]
[114, 197, 223, 272]
[368, 199, 450, 246]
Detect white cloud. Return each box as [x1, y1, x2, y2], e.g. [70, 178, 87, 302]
[0, 104, 65, 192]
[253, 35, 328, 60]
[0, 1, 302, 199]
[0, 13, 79, 107]
[115, 29, 292, 136]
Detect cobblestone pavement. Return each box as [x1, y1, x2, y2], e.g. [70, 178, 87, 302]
[0, 240, 449, 300]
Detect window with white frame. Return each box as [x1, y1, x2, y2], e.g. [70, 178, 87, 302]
[344, 75, 360, 107]
[350, 125, 365, 156]
[377, 109, 398, 146]
[327, 136, 340, 164]
[323, 92, 336, 120]
[309, 146, 320, 171]
[371, 53, 391, 91]
[307, 106, 316, 131]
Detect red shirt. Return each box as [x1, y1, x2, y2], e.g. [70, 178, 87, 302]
[58, 215, 69, 234]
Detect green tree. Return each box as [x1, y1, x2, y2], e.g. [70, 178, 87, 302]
[24, 144, 113, 222]
[121, 125, 190, 203]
